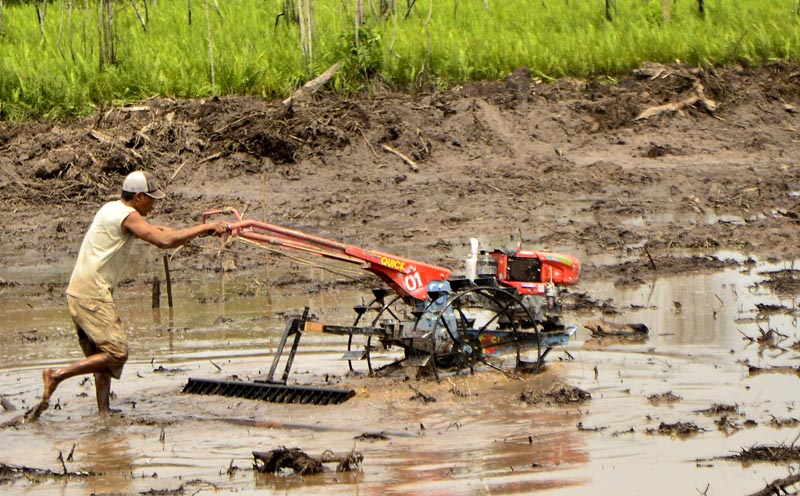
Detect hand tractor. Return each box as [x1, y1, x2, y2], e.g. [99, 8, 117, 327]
[183, 207, 580, 405]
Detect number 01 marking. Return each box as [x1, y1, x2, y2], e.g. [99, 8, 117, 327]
[404, 271, 423, 291]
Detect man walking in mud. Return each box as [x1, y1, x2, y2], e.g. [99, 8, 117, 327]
[31, 170, 228, 420]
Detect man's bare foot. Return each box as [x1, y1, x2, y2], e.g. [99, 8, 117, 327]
[20, 400, 49, 423]
[97, 408, 125, 424]
[42, 368, 57, 404]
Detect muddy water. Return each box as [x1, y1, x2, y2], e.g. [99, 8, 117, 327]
[1, 250, 799, 495]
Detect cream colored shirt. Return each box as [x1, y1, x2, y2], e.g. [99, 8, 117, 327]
[66, 200, 136, 301]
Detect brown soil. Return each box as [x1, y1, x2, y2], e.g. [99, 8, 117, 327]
[520, 383, 591, 406]
[2, 61, 799, 286]
[2, 62, 800, 495]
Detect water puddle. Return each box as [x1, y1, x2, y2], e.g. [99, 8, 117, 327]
[1, 249, 798, 495]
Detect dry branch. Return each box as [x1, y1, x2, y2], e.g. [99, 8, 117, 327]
[282, 61, 342, 107]
[88, 129, 114, 145]
[117, 105, 151, 113]
[382, 144, 419, 172]
[408, 384, 436, 402]
[636, 81, 716, 120]
[168, 160, 188, 185]
[0, 462, 91, 481]
[130, 0, 147, 30]
[319, 449, 364, 472]
[358, 128, 379, 158]
[747, 474, 800, 496]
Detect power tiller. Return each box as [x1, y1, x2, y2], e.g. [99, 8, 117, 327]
[183, 208, 580, 405]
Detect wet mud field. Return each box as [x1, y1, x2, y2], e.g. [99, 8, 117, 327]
[2, 62, 800, 495]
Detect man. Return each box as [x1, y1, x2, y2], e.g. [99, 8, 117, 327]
[33, 170, 228, 419]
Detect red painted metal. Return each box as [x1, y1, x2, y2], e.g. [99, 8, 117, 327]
[490, 249, 581, 295]
[202, 208, 580, 301]
[202, 208, 451, 301]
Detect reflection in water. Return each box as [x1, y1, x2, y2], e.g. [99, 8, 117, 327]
[582, 261, 798, 353]
[254, 467, 363, 491]
[248, 374, 589, 496]
[77, 428, 137, 495]
[377, 409, 589, 496]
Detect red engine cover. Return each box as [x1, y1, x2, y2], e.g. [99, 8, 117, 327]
[491, 250, 580, 295]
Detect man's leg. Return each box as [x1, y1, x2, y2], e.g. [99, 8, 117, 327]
[94, 371, 112, 416]
[52, 296, 128, 418]
[42, 352, 114, 404]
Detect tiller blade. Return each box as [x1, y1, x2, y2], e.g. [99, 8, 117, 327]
[182, 378, 355, 405]
[182, 311, 356, 405]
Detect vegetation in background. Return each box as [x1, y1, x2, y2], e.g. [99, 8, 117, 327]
[0, 0, 798, 120]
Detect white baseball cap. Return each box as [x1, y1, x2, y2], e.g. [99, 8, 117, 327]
[122, 171, 166, 199]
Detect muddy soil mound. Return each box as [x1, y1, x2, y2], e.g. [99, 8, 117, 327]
[1, 62, 799, 284]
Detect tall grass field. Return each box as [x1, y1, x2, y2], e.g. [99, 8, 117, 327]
[1, 0, 798, 120]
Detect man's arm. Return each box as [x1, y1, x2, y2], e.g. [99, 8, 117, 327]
[123, 211, 228, 248]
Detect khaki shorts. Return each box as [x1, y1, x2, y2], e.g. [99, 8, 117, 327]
[66, 295, 129, 379]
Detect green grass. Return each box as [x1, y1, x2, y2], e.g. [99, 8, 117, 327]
[1, 0, 798, 120]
